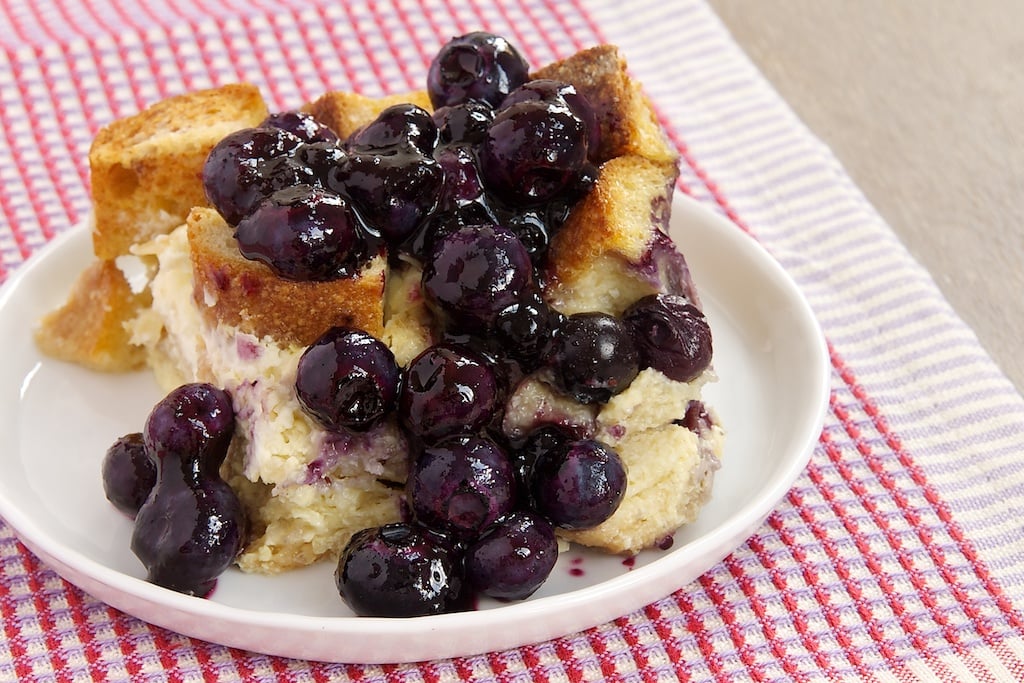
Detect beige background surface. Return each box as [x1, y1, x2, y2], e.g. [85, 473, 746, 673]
[708, 0, 1024, 392]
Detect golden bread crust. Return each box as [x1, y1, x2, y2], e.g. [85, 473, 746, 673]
[90, 84, 269, 259]
[544, 155, 678, 314]
[34, 258, 151, 371]
[303, 89, 432, 139]
[187, 207, 386, 345]
[532, 45, 678, 165]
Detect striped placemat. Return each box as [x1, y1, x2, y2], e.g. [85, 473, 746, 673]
[2, 1, 1023, 680]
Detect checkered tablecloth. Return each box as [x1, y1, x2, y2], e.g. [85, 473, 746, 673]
[2, 1, 1023, 680]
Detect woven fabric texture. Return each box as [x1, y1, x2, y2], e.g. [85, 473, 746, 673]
[1, 1, 1022, 681]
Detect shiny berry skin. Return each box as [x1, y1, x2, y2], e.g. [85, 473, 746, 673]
[234, 185, 368, 281]
[427, 32, 529, 109]
[480, 98, 590, 206]
[346, 104, 438, 156]
[422, 224, 535, 334]
[512, 424, 572, 492]
[142, 383, 235, 467]
[494, 291, 562, 371]
[398, 344, 500, 443]
[101, 432, 156, 519]
[499, 79, 600, 157]
[623, 294, 713, 382]
[503, 209, 551, 263]
[261, 110, 339, 144]
[328, 151, 443, 246]
[297, 141, 346, 185]
[133, 383, 246, 597]
[433, 101, 494, 145]
[465, 511, 558, 600]
[433, 144, 487, 212]
[549, 312, 640, 404]
[530, 438, 626, 530]
[296, 327, 401, 432]
[202, 127, 310, 225]
[408, 434, 516, 538]
[336, 523, 465, 617]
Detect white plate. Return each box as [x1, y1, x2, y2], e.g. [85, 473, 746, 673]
[0, 195, 830, 663]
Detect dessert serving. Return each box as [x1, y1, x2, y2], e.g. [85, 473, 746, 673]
[35, 32, 724, 616]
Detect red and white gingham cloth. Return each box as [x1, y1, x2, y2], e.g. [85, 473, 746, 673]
[2, 1, 1023, 680]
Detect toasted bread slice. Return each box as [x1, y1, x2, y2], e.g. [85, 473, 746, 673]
[544, 155, 679, 315]
[90, 84, 269, 259]
[186, 207, 386, 345]
[34, 258, 152, 371]
[303, 90, 433, 139]
[532, 45, 678, 165]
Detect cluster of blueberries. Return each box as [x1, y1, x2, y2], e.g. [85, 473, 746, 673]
[102, 384, 244, 598]
[102, 32, 713, 616]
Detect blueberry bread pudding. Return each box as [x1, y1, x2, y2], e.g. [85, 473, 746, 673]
[37, 33, 724, 613]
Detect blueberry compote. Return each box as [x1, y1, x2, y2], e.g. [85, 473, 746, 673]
[427, 32, 529, 109]
[398, 343, 501, 443]
[126, 383, 247, 597]
[623, 294, 712, 382]
[408, 434, 517, 540]
[296, 327, 401, 432]
[102, 432, 155, 518]
[465, 511, 557, 600]
[235, 185, 368, 281]
[530, 438, 627, 530]
[337, 523, 465, 617]
[120, 31, 717, 613]
[549, 312, 640, 404]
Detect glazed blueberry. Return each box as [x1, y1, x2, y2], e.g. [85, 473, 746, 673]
[398, 344, 500, 443]
[480, 98, 590, 206]
[493, 290, 562, 371]
[142, 383, 235, 467]
[623, 294, 712, 382]
[405, 212, 465, 264]
[408, 433, 516, 538]
[465, 511, 558, 601]
[296, 327, 401, 432]
[336, 523, 464, 617]
[498, 79, 600, 157]
[421, 224, 535, 333]
[133, 383, 246, 597]
[101, 432, 156, 518]
[503, 209, 552, 264]
[530, 438, 626, 530]
[432, 100, 494, 145]
[234, 185, 368, 281]
[261, 110, 339, 144]
[433, 144, 487, 212]
[296, 141, 347, 185]
[202, 127, 311, 225]
[427, 32, 529, 109]
[346, 104, 438, 156]
[548, 312, 640, 404]
[511, 424, 572, 498]
[327, 151, 443, 246]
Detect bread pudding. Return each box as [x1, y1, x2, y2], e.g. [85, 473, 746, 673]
[36, 33, 723, 609]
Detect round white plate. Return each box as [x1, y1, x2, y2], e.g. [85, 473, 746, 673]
[0, 195, 830, 663]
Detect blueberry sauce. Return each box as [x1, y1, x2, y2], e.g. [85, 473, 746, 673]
[102, 31, 717, 615]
